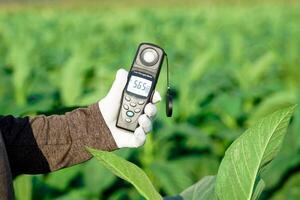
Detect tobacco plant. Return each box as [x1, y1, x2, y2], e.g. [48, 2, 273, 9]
[88, 106, 295, 200]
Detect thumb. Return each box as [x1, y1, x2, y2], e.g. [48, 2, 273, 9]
[106, 69, 128, 101]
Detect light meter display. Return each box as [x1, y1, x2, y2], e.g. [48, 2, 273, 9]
[127, 75, 153, 97]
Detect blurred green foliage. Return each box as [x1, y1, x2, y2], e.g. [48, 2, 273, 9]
[0, 2, 300, 200]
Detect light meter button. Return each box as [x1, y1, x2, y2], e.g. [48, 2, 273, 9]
[125, 96, 131, 101]
[123, 104, 129, 110]
[130, 102, 137, 107]
[126, 111, 134, 117]
[140, 48, 159, 66]
[138, 101, 145, 105]
[134, 108, 141, 113]
[125, 118, 132, 123]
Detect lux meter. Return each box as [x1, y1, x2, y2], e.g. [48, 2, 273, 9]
[116, 43, 171, 132]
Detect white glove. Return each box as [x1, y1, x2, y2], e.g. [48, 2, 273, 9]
[98, 69, 161, 148]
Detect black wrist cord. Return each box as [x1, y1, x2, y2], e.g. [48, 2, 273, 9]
[165, 53, 173, 117]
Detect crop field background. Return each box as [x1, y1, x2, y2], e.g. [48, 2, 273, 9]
[0, 0, 300, 199]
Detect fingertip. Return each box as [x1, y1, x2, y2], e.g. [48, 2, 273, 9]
[116, 68, 128, 82]
[116, 68, 128, 78]
[152, 91, 162, 104]
[144, 103, 157, 118]
[138, 114, 152, 133]
[114, 68, 128, 88]
[129, 127, 146, 147]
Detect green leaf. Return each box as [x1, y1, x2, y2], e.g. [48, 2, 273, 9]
[180, 176, 217, 200]
[151, 161, 194, 195]
[270, 172, 300, 200]
[261, 134, 300, 190]
[13, 175, 32, 200]
[215, 106, 295, 200]
[53, 189, 91, 200]
[107, 188, 131, 200]
[87, 147, 163, 200]
[251, 178, 265, 200]
[248, 90, 297, 125]
[83, 158, 116, 195]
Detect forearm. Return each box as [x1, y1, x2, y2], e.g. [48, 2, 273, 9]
[29, 103, 117, 171]
[0, 103, 117, 176]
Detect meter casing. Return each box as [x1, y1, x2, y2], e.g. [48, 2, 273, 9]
[116, 43, 165, 131]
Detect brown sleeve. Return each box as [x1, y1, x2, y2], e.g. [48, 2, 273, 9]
[1, 103, 117, 176]
[0, 132, 14, 200]
[29, 103, 118, 171]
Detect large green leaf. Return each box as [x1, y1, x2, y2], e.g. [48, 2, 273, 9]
[82, 158, 116, 195]
[215, 106, 295, 200]
[87, 147, 162, 200]
[82, 149, 130, 195]
[180, 176, 217, 200]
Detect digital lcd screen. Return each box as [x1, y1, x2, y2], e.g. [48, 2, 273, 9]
[127, 75, 153, 97]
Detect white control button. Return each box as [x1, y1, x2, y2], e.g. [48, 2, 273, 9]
[130, 102, 137, 107]
[125, 118, 132, 123]
[123, 104, 129, 110]
[125, 96, 131, 101]
[126, 111, 134, 117]
[134, 108, 141, 113]
[138, 101, 145, 105]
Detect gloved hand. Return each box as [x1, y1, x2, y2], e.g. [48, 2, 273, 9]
[98, 69, 161, 148]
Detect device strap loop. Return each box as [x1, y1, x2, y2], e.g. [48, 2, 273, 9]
[165, 53, 173, 117]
